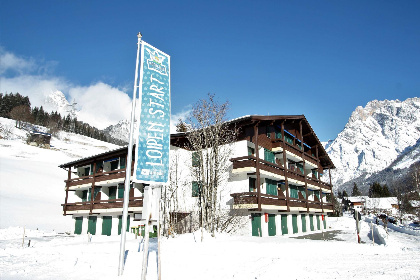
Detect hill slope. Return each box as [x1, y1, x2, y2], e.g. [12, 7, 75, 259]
[0, 117, 120, 232]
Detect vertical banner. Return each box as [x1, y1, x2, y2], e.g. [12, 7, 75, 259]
[134, 42, 171, 183]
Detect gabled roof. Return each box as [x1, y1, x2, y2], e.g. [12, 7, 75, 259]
[172, 115, 335, 169]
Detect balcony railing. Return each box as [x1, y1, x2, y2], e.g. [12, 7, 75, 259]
[66, 167, 133, 188]
[231, 192, 333, 212]
[62, 197, 143, 213]
[230, 156, 285, 176]
[230, 192, 287, 207]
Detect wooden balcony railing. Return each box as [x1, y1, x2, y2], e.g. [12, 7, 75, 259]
[62, 197, 143, 213]
[231, 192, 333, 212]
[65, 167, 133, 188]
[230, 192, 287, 207]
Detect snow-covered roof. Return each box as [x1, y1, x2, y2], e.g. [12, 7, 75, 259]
[365, 197, 398, 210]
[346, 196, 368, 203]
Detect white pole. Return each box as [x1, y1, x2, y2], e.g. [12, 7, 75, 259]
[118, 32, 143, 276]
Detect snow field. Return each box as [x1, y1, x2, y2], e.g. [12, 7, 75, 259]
[1, 216, 420, 280]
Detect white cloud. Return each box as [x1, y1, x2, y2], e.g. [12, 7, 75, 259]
[0, 48, 37, 75]
[69, 83, 132, 129]
[0, 47, 189, 132]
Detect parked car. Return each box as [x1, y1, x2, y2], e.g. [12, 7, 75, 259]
[388, 216, 397, 224]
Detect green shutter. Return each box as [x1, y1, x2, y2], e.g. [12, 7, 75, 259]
[268, 214, 276, 236]
[119, 157, 126, 169]
[281, 214, 288, 235]
[93, 187, 101, 200]
[299, 187, 306, 199]
[109, 187, 116, 200]
[316, 215, 320, 230]
[118, 215, 130, 235]
[192, 152, 200, 167]
[266, 179, 277, 195]
[251, 213, 262, 237]
[264, 149, 275, 164]
[301, 214, 307, 232]
[292, 214, 298, 234]
[297, 163, 304, 174]
[192, 181, 201, 197]
[309, 214, 314, 231]
[88, 189, 92, 201]
[118, 184, 124, 199]
[87, 216, 97, 235]
[74, 217, 83, 235]
[247, 146, 254, 156]
[289, 185, 298, 199]
[323, 217, 327, 229]
[102, 216, 112, 236]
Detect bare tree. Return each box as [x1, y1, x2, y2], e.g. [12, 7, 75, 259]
[9, 105, 33, 128]
[183, 93, 237, 239]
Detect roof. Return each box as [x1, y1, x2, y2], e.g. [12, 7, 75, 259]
[365, 197, 398, 209]
[59, 114, 335, 169]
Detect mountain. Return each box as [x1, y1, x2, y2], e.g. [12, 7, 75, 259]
[103, 119, 132, 145]
[326, 97, 420, 193]
[43, 90, 77, 118]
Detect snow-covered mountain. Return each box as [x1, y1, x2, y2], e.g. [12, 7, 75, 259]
[326, 97, 420, 191]
[42, 90, 77, 118]
[103, 119, 133, 144]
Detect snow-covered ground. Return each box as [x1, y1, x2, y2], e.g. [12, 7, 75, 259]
[1, 215, 419, 280]
[1, 117, 420, 279]
[0, 117, 120, 232]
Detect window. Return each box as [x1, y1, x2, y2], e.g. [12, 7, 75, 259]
[192, 152, 200, 167]
[266, 179, 277, 195]
[312, 169, 318, 178]
[110, 160, 119, 171]
[289, 185, 299, 199]
[119, 157, 126, 169]
[266, 126, 271, 138]
[192, 181, 201, 197]
[275, 128, 281, 139]
[285, 134, 294, 145]
[82, 190, 88, 202]
[109, 187, 117, 200]
[249, 178, 256, 192]
[264, 148, 275, 164]
[299, 187, 306, 199]
[297, 163, 304, 174]
[247, 146, 255, 156]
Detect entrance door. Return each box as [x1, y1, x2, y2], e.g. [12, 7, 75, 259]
[74, 217, 83, 235]
[102, 216, 112, 236]
[87, 216, 97, 235]
[281, 214, 288, 235]
[268, 214, 276, 236]
[292, 214, 298, 234]
[251, 213, 261, 237]
[301, 214, 307, 232]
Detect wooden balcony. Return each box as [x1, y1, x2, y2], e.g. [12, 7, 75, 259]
[230, 156, 285, 177]
[66, 167, 133, 188]
[62, 197, 143, 214]
[230, 192, 287, 209]
[230, 192, 333, 213]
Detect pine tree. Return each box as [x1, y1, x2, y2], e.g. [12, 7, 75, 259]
[351, 182, 362, 196]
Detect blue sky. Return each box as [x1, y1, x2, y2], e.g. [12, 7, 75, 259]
[1, 1, 419, 141]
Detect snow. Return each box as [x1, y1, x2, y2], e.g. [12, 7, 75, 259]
[1, 117, 420, 279]
[1, 215, 420, 279]
[0, 117, 120, 232]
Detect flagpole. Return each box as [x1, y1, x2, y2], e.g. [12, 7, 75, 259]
[118, 32, 142, 276]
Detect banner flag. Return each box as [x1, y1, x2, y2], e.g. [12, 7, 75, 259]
[134, 42, 170, 183]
